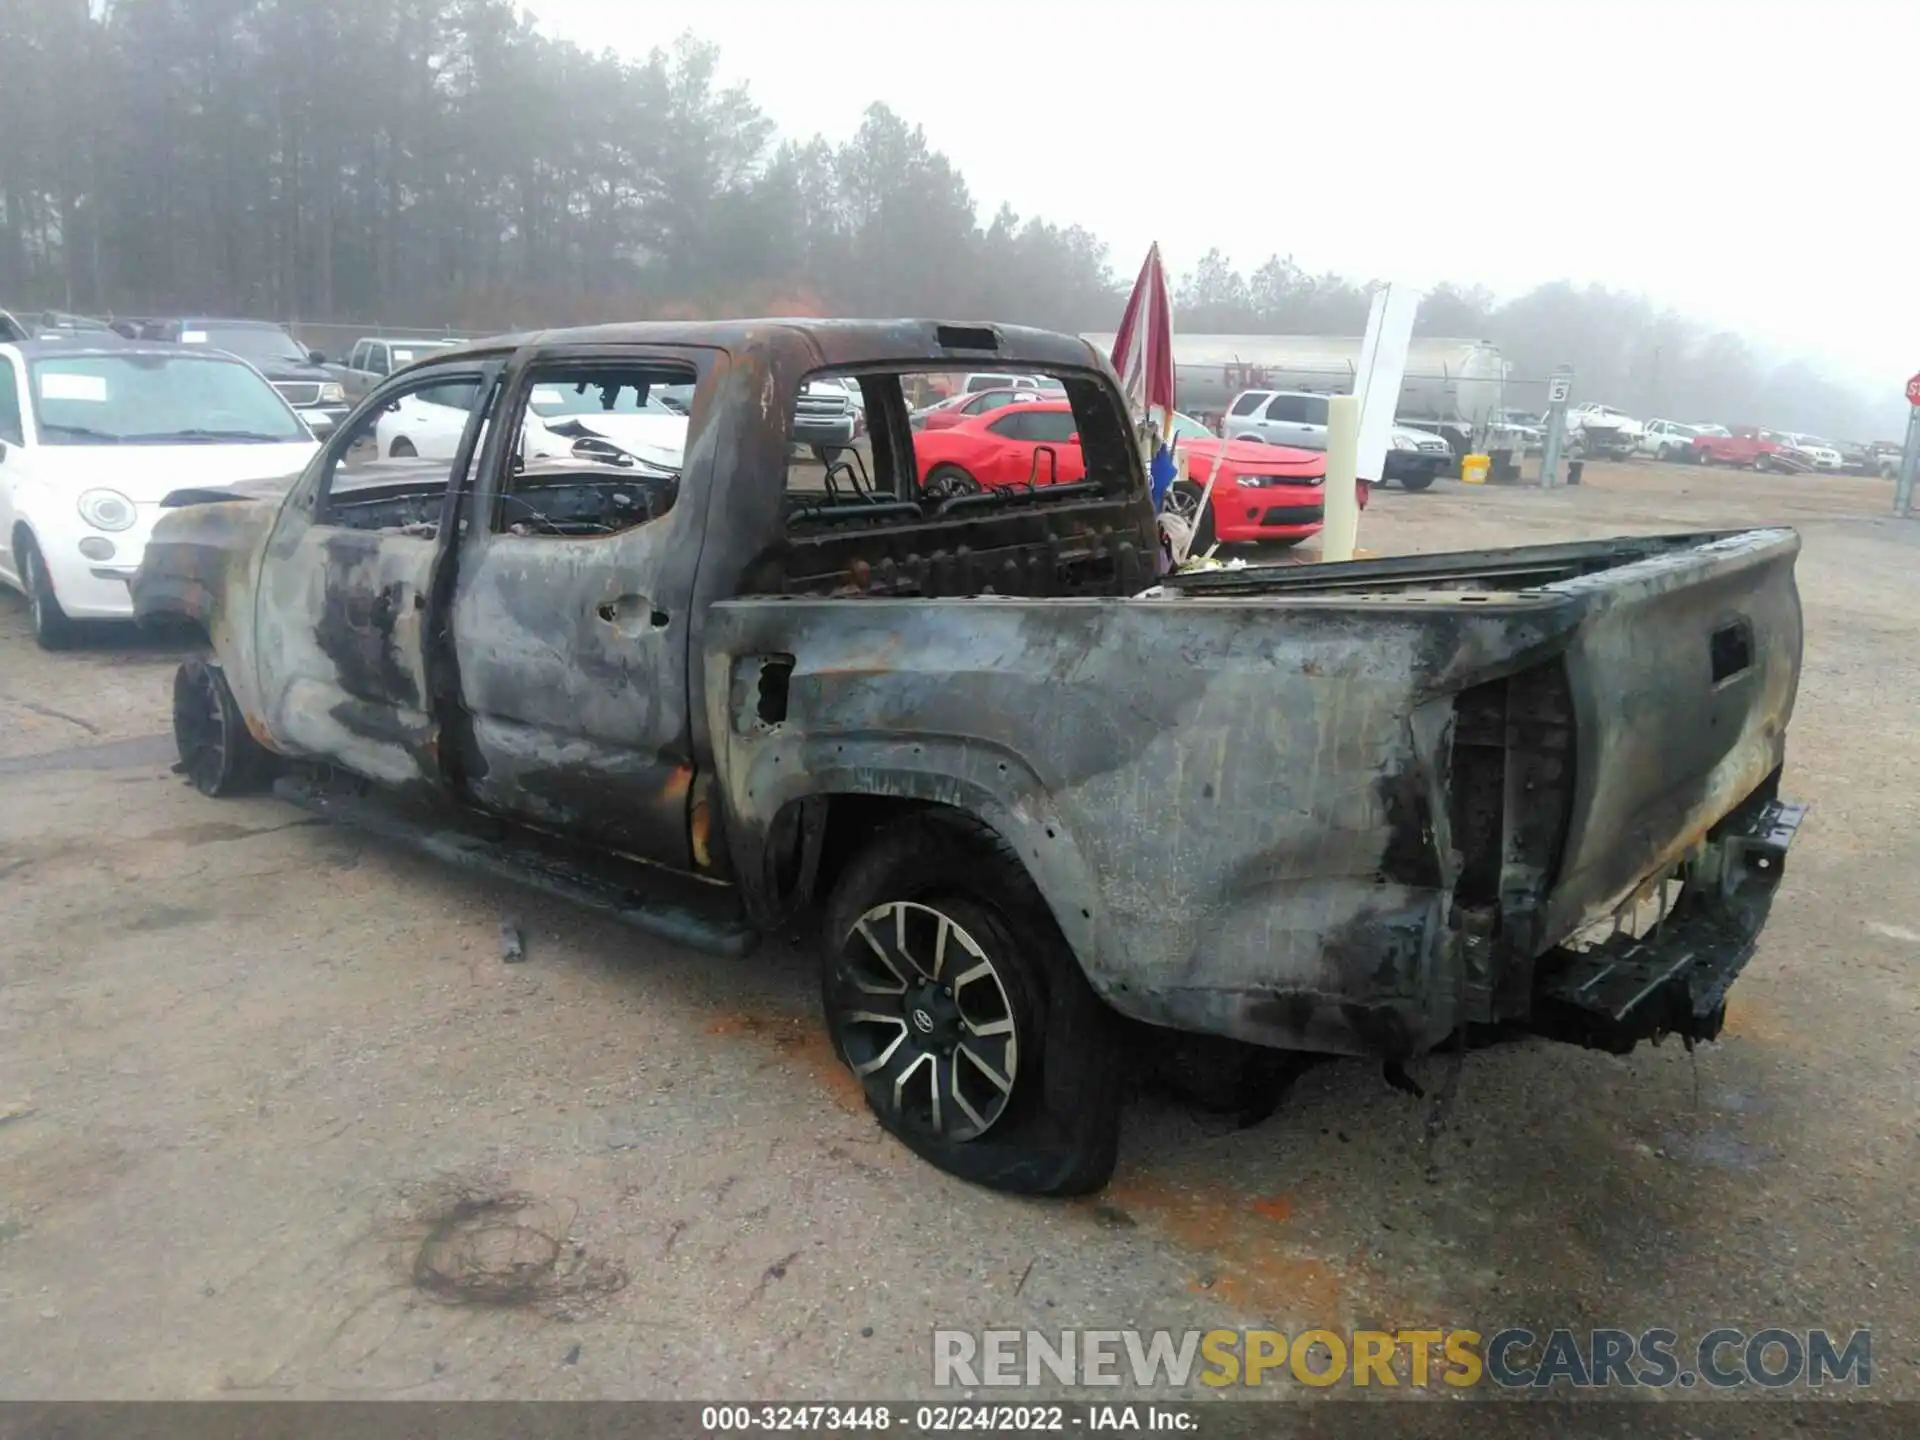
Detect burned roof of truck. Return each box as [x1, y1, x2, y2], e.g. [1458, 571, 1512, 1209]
[426, 318, 1116, 375]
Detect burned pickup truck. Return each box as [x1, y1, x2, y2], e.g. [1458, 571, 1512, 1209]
[133, 319, 1805, 1196]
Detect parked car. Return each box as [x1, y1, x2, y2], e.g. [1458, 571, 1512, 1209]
[793, 376, 862, 447]
[0, 338, 318, 647]
[334, 336, 458, 401]
[1493, 409, 1545, 453]
[1692, 426, 1804, 471]
[1868, 442, 1904, 479]
[830, 375, 865, 417]
[1834, 441, 1874, 475]
[133, 318, 1805, 1196]
[1160, 410, 1365, 548]
[1564, 404, 1645, 459]
[958, 371, 1057, 396]
[1783, 434, 1844, 472]
[911, 386, 1049, 432]
[11, 310, 121, 341]
[909, 400, 1088, 493]
[1640, 419, 1703, 462]
[376, 373, 690, 471]
[908, 392, 976, 429]
[1221, 388, 1452, 489]
[132, 318, 350, 437]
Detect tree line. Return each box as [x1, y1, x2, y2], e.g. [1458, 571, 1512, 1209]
[0, 0, 1888, 439]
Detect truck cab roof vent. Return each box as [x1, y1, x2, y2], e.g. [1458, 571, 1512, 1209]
[934, 325, 999, 352]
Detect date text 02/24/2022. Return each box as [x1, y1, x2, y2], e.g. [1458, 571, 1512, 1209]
[698, 1404, 1196, 1431]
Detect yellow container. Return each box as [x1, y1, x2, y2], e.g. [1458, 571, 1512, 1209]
[1461, 453, 1490, 485]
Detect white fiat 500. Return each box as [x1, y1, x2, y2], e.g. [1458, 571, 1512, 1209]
[0, 340, 319, 648]
[374, 375, 690, 471]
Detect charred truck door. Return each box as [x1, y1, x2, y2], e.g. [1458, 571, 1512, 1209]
[444, 344, 722, 869]
[254, 360, 503, 788]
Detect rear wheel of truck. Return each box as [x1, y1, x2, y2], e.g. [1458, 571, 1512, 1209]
[389, 437, 416, 459]
[172, 657, 278, 797]
[821, 813, 1122, 1196]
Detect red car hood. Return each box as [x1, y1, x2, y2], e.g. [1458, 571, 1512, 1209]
[1174, 435, 1326, 478]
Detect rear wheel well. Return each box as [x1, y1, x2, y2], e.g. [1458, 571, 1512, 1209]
[792, 794, 1049, 915]
[809, 795, 937, 907]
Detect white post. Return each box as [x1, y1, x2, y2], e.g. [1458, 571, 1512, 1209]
[1322, 394, 1361, 563]
[1352, 283, 1422, 487]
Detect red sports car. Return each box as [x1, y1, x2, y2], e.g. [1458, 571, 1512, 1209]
[1164, 414, 1366, 547]
[911, 405, 1364, 546]
[911, 387, 1052, 433]
[911, 401, 1089, 492]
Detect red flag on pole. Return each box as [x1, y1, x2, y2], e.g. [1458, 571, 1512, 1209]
[1110, 242, 1175, 427]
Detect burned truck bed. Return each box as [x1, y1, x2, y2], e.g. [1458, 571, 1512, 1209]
[709, 527, 1803, 1060]
[1157, 529, 1768, 596]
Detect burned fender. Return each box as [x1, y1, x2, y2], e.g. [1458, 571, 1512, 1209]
[132, 486, 285, 727]
[713, 701, 1104, 962]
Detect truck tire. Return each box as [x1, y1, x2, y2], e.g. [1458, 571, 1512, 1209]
[821, 812, 1122, 1196]
[389, 437, 417, 459]
[1398, 471, 1437, 492]
[172, 657, 279, 797]
[18, 533, 79, 651]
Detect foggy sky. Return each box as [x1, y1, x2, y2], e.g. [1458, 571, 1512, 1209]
[527, 0, 1916, 403]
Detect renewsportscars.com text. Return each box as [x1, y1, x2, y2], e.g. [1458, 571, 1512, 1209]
[933, 1327, 1872, 1390]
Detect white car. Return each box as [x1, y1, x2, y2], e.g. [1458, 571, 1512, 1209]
[1565, 403, 1646, 452]
[961, 372, 1058, 396]
[1784, 433, 1844, 472]
[1218, 388, 1453, 488]
[375, 377, 690, 471]
[1640, 418, 1703, 462]
[0, 339, 319, 648]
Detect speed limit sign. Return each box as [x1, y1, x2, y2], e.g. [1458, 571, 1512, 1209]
[1548, 375, 1571, 404]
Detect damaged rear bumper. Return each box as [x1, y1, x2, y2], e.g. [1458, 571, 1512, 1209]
[1527, 791, 1806, 1054]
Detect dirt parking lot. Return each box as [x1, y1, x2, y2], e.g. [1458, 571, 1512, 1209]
[2, 461, 1916, 1409]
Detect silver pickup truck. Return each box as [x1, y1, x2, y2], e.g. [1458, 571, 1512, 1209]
[132, 318, 1806, 1196]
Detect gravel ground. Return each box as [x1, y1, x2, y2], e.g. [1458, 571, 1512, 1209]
[1, 461, 1915, 1416]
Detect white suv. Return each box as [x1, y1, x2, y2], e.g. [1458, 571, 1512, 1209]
[1640, 419, 1701, 462]
[1223, 388, 1455, 490]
